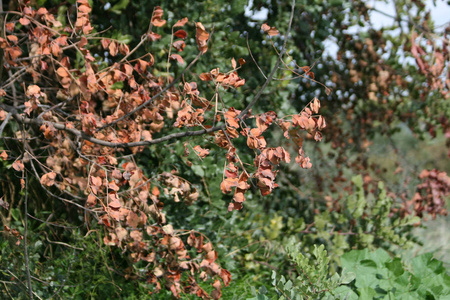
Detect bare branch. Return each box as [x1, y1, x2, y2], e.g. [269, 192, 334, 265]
[238, 0, 296, 120]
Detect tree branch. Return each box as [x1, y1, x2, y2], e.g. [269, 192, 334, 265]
[0, 102, 226, 148]
[96, 48, 206, 132]
[22, 132, 33, 299]
[237, 0, 295, 120]
[0, 4, 299, 150]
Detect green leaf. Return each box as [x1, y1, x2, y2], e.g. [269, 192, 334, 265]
[11, 208, 20, 221]
[191, 165, 205, 177]
[110, 0, 130, 14]
[358, 287, 377, 299]
[386, 258, 404, 277]
[340, 270, 356, 284]
[110, 81, 124, 90]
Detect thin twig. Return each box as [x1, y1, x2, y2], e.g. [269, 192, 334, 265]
[43, 231, 84, 250]
[0, 111, 11, 136]
[96, 51, 204, 131]
[237, 0, 296, 120]
[1, 101, 227, 148]
[22, 130, 33, 299]
[246, 34, 267, 79]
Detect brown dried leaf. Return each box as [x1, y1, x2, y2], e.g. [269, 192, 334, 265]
[0, 197, 9, 210]
[56, 67, 69, 77]
[127, 211, 139, 228]
[317, 116, 326, 130]
[173, 40, 185, 52]
[151, 16, 166, 27]
[26, 85, 41, 97]
[231, 58, 237, 69]
[86, 193, 97, 207]
[148, 32, 161, 41]
[109, 41, 118, 56]
[108, 197, 121, 209]
[91, 176, 102, 187]
[220, 178, 238, 193]
[12, 160, 24, 172]
[40, 172, 57, 186]
[6, 35, 18, 44]
[193, 145, 210, 158]
[261, 23, 279, 36]
[169, 54, 184, 64]
[220, 269, 231, 286]
[108, 181, 120, 192]
[0, 151, 7, 160]
[196, 22, 209, 54]
[151, 7, 166, 26]
[310, 97, 320, 114]
[174, 29, 187, 39]
[199, 72, 213, 81]
[173, 17, 188, 27]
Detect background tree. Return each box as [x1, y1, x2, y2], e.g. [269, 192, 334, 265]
[0, 0, 448, 298]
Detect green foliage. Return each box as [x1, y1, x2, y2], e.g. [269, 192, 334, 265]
[338, 249, 450, 299]
[251, 245, 450, 300]
[275, 176, 422, 268]
[0, 0, 449, 298]
[271, 239, 352, 299]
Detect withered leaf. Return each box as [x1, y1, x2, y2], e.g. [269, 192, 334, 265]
[174, 29, 187, 39]
[261, 23, 279, 36]
[310, 97, 320, 114]
[169, 54, 184, 64]
[12, 160, 24, 172]
[193, 145, 210, 158]
[40, 172, 56, 186]
[91, 176, 102, 187]
[231, 58, 237, 69]
[173, 40, 185, 52]
[56, 67, 69, 77]
[173, 17, 188, 27]
[0, 151, 7, 160]
[317, 116, 326, 130]
[86, 193, 97, 207]
[19, 17, 31, 26]
[0, 197, 9, 210]
[148, 32, 161, 41]
[220, 178, 238, 193]
[108, 197, 121, 209]
[196, 22, 209, 54]
[127, 211, 139, 228]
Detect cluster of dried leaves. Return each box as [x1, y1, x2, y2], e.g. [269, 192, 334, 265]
[0, 1, 324, 298]
[408, 169, 449, 219]
[218, 98, 325, 211]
